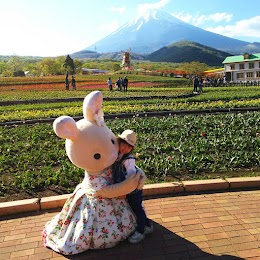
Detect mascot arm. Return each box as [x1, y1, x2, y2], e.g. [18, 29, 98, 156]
[95, 173, 140, 198]
[136, 166, 146, 190]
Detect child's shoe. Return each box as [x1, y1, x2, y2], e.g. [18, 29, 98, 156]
[128, 231, 145, 244]
[144, 223, 154, 234]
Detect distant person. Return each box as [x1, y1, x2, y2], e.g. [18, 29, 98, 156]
[123, 76, 129, 92]
[193, 76, 198, 92]
[223, 76, 227, 86]
[107, 77, 113, 91]
[214, 78, 218, 87]
[65, 73, 69, 90]
[116, 77, 122, 91]
[71, 76, 76, 90]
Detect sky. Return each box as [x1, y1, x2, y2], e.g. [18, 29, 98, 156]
[1, 0, 260, 57]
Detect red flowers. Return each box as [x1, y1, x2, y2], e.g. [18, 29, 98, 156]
[201, 132, 207, 138]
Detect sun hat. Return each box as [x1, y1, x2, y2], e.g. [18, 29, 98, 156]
[118, 129, 137, 147]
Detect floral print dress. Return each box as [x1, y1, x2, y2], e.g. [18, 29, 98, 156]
[43, 168, 136, 255]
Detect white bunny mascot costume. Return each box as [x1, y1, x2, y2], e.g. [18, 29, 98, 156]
[43, 91, 142, 255]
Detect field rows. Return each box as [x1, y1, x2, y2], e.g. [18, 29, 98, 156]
[1, 76, 260, 200]
[1, 91, 260, 123]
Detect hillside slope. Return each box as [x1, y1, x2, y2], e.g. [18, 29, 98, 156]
[146, 41, 232, 66]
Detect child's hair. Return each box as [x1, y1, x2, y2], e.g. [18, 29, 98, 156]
[118, 138, 134, 149]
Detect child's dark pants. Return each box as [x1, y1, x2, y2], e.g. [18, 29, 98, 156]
[127, 190, 150, 234]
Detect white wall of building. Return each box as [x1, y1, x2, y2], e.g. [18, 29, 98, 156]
[224, 60, 260, 82]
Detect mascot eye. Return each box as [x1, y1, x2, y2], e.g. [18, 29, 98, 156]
[94, 153, 101, 160]
[111, 139, 115, 145]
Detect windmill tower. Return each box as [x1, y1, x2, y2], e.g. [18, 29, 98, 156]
[121, 48, 133, 70]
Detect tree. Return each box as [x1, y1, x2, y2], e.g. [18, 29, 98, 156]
[6, 56, 25, 76]
[74, 59, 84, 74]
[180, 62, 209, 76]
[55, 56, 67, 75]
[112, 63, 121, 72]
[0, 61, 6, 76]
[63, 55, 75, 75]
[39, 58, 60, 76]
[24, 62, 42, 76]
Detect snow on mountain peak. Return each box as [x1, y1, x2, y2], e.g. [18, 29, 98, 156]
[139, 9, 158, 22]
[135, 9, 169, 22]
[124, 9, 180, 32]
[131, 9, 184, 28]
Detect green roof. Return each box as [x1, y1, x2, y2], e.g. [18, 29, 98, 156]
[223, 53, 260, 64]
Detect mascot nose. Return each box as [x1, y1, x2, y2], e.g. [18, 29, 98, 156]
[94, 153, 101, 160]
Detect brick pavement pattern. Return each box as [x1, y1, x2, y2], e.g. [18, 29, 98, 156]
[0, 189, 260, 260]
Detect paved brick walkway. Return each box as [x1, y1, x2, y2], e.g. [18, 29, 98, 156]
[1, 189, 260, 260]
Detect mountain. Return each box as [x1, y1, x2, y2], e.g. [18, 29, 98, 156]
[82, 10, 260, 55]
[146, 41, 232, 66]
[70, 50, 101, 59]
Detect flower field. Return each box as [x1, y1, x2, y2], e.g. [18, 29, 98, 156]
[0, 74, 187, 101]
[1, 74, 260, 201]
[1, 85, 260, 123]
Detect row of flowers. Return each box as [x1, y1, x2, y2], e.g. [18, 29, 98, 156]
[0, 81, 166, 92]
[2, 97, 260, 123]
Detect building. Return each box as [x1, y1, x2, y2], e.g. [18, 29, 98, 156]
[223, 53, 260, 82]
[82, 68, 109, 74]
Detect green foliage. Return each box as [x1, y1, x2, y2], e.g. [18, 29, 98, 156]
[1, 112, 260, 196]
[39, 58, 62, 76]
[0, 54, 217, 78]
[74, 59, 83, 74]
[0, 61, 6, 75]
[63, 55, 75, 75]
[6, 56, 25, 72]
[109, 113, 260, 180]
[179, 62, 209, 76]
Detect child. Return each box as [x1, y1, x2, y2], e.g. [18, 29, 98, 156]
[71, 76, 76, 90]
[112, 129, 153, 244]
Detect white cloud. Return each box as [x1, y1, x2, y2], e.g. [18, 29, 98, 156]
[171, 11, 260, 42]
[209, 13, 233, 23]
[138, 0, 170, 16]
[172, 12, 233, 26]
[205, 16, 260, 40]
[110, 6, 126, 14]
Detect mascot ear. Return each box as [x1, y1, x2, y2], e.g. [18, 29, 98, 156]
[53, 116, 78, 140]
[83, 90, 105, 126]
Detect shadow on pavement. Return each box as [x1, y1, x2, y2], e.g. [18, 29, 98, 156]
[49, 221, 244, 260]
